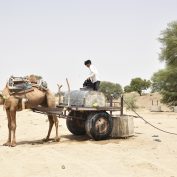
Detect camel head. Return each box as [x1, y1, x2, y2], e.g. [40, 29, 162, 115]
[0, 91, 4, 105]
[0, 86, 10, 105]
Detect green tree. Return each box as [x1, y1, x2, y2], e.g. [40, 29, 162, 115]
[131, 78, 151, 96]
[151, 21, 177, 106]
[124, 85, 132, 93]
[159, 21, 177, 65]
[152, 66, 177, 106]
[127, 77, 151, 96]
[99, 81, 123, 101]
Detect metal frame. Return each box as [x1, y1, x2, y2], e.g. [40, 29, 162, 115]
[32, 95, 124, 119]
[32, 79, 124, 119]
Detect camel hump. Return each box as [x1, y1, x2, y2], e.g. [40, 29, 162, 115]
[28, 75, 38, 84]
[46, 90, 56, 107]
[28, 75, 48, 91]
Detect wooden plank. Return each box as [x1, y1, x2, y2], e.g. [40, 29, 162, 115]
[69, 106, 121, 111]
[58, 104, 121, 111]
[32, 106, 63, 115]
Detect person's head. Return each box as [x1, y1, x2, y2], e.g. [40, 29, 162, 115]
[84, 60, 92, 68]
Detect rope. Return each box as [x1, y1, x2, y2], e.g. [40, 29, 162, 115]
[123, 99, 177, 136]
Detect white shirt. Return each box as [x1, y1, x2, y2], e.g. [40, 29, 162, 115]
[88, 65, 100, 83]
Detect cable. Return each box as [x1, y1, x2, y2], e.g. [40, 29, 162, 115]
[123, 99, 177, 136]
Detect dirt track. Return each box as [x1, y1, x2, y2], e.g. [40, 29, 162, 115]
[0, 107, 177, 177]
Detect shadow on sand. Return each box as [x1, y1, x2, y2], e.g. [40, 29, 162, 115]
[13, 135, 90, 146]
[1, 134, 129, 146]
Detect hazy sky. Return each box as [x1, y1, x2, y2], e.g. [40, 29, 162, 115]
[0, 0, 176, 92]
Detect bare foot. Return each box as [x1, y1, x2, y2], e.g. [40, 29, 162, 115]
[54, 137, 60, 142]
[3, 142, 11, 147]
[11, 141, 16, 147]
[42, 138, 50, 142]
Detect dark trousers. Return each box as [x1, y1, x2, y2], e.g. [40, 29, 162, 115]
[93, 81, 100, 91]
[83, 79, 100, 91]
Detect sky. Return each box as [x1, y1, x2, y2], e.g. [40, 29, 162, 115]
[0, 0, 177, 92]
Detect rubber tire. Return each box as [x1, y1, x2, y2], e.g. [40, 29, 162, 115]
[85, 112, 113, 140]
[66, 111, 86, 135]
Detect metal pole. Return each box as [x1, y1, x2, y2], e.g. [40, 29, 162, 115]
[57, 84, 63, 105]
[120, 95, 124, 116]
[110, 95, 113, 116]
[66, 78, 71, 107]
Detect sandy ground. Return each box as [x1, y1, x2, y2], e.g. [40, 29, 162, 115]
[0, 106, 177, 177]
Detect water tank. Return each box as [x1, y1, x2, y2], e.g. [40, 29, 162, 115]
[63, 90, 106, 107]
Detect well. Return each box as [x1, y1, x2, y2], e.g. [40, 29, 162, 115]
[150, 106, 162, 112]
[111, 115, 134, 138]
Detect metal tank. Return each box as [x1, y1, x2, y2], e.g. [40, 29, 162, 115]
[63, 90, 106, 107]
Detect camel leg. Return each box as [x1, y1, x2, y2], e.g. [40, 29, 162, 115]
[3, 109, 11, 146]
[10, 109, 17, 147]
[46, 91, 60, 142]
[53, 115, 60, 142]
[43, 115, 54, 142]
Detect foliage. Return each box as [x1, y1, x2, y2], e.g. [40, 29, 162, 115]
[124, 78, 151, 96]
[124, 85, 132, 93]
[124, 94, 138, 111]
[99, 81, 123, 101]
[159, 21, 177, 66]
[151, 21, 177, 106]
[152, 66, 177, 106]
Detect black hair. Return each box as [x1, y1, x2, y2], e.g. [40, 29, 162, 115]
[84, 60, 92, 65]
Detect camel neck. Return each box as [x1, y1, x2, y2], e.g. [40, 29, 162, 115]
[0, 97, 4, 105]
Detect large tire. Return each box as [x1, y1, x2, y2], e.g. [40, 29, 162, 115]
[66, 111, 86, 135]
[85, 112, 113, 140]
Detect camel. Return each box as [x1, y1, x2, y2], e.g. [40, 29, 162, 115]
[0, 76, 59, 147]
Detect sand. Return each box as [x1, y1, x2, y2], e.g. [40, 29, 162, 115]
[0, 106, 177, 177]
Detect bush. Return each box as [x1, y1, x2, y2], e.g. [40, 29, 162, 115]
[124, 94, 138, 111]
